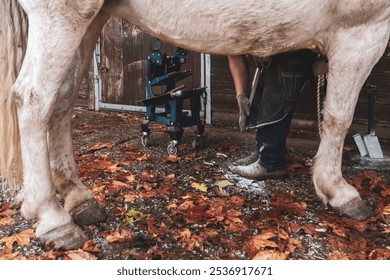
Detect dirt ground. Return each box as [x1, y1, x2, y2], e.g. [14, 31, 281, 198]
[0, 107, 389, 260]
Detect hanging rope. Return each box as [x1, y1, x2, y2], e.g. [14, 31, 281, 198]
[316, 73, 327, 138]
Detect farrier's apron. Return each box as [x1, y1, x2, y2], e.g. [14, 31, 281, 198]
[248, 50, 315, 128]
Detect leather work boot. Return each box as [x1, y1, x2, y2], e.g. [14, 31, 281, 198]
[234, 151, 260, 166]
[230, 160, 287, 180]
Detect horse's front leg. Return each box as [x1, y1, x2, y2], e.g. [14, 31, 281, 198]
[313, 23, 389, 219]
[49, 11, 110, 226]
[49, 84, 108, 226]
[13, 0, 104, 249]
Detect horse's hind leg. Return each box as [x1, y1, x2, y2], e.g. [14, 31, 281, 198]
[313, 23, 389, 219]
[49, 11, 110, 226]
[13, 0, 103, 249]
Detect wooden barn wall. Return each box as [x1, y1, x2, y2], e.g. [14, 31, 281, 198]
[210, 42, 390, 141]
[97, 17, 201, 107]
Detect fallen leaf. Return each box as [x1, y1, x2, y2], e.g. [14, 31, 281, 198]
[272, 194, 307, 216]
[368, 249, 390, 260]
[88, 142, 115, 151]
[161, 154, 181, 163]
[215, 180, 234, 188]
[214, 185, 230, 197]
[191, 182, 208, 192]
[0, 229, 35, 249]
[103, 227, 134, 243]
[41, 250, 65, 260]
[325, 222, 349, 238]
[120, 145, 139, 152]
[0, 217, 15, 226]
[289, 223, 318, 235]
[0, 205, 18, 218]
[252, 250, 289, 260]
[328, 250, 349, 260]
[0, 250, 27, 260]
[167, 202, 178, 210]
[139, 190, 158, 199]
[0, 203, 12, 212]
[139, 171, 161, 182]
[381, 204, 390, 224]
[174, 230, 204, 252]
[107, 163, 123, 172]
[126, 174, 136, 183]
[123, 209, 150, 224]
[165, 173, 176, 180]
[124, 193, 139, 202]
[63, 249, 97, 260]
[82, 240, 100, 252]
[244, 232, 279, 258]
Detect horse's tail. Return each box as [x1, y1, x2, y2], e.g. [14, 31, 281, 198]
[0, 1, 28, 188]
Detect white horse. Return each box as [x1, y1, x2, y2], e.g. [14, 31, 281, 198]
[0, 0, 389, 250]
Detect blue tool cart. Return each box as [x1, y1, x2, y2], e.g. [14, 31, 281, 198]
[139, 40, 206, 154]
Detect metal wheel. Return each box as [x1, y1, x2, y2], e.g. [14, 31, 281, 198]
[141, 135, 149, 147]
[167, 142, 178, 155]
[192, 138, 199, 150]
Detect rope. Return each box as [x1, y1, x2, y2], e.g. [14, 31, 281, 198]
[316, 73, 327, 138]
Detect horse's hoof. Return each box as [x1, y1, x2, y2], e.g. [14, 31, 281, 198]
[69, 199, 108, 226]
[40, 222, 88, 250]
[334, 197, 373, 220]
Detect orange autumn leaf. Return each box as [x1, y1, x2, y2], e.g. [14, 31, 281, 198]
[368, 249, 390, 260]
[82, 240, 100, 253]
[381, 204, 390, 224]
[107, 163, 123, 172]
[63, 249, 97, 260]
[244, 232, 279, 258]
[174, 230, 204, 252]
[0, 229, 35, 249]
[161, 154, 181, 163]
[41, 250, 65, 260]
[126, 174, 136, 183]
[103, 228, 134, 243]
[139, 190, 158, 199]
[139, 171, 160, 182]
[88, 142, 115, 151]
[167, 202, 178, 210]
[252, 249, 289, 260]
[0, 250, 27, 260]
[124, 193, 139, 202]
[0, 217, 15, 226]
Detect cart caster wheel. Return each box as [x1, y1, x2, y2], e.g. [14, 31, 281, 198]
[141, 135, 150, 147]
[192, 138, 200, 150]
[167, 142, 178, 155]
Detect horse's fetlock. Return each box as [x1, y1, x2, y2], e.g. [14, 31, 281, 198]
[20, 201, 38, 219]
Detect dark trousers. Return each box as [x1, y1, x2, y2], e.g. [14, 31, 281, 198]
[256, 110, 294, 172]
[252, 50, 314, 172]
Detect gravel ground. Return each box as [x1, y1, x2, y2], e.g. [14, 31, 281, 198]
[0, 107, 389, 260]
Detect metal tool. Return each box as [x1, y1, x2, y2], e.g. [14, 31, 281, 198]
[353, 84, 384, 159]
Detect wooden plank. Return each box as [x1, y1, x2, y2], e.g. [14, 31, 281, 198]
[100, 17, 125, 103]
